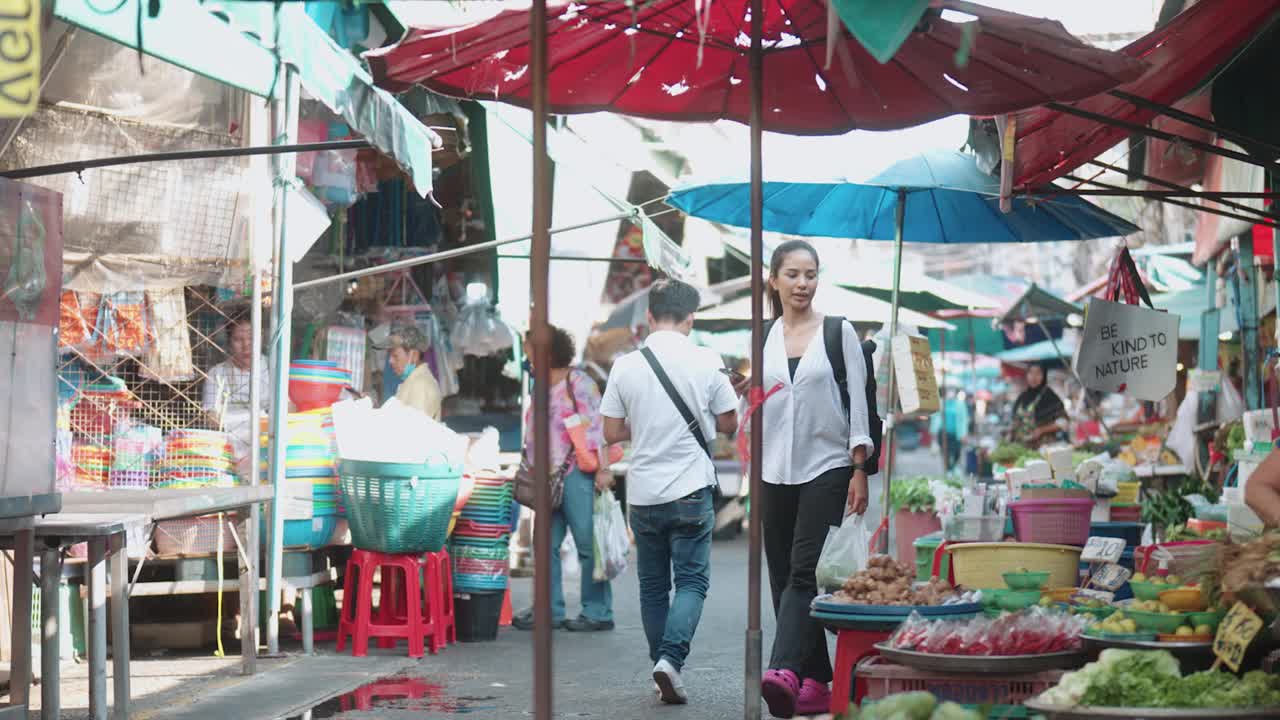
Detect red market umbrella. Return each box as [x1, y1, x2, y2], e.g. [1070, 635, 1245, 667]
[367, 0, 1147, 135]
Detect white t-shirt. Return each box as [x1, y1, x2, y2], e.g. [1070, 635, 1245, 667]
[202, 358, 270, 462]
[758, 318, 875, 485]
[601, 331, 738, 507]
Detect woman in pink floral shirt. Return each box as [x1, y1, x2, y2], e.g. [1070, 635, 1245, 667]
[513, 326, 615, 632]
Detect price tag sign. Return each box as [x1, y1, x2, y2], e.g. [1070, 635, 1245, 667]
[1214, 602, 1263, 672]
[1081, 537, 1126, 564]
[0, 0, 39, 118]
[1091, 563, 1132, 591]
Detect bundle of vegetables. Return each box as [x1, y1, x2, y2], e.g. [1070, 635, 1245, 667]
[989, 442, 1037, 468]
[890, 609, 1087, 656]
[889, 476, 960, 514]
[1036, 649, 1280, 709]
[833, 555, 958, 606]
[1141, 489, 1194, 533]
[1166, 523, 1227, 542]
[830, 691, 982, 720]
[1210, 530, 1280, 599]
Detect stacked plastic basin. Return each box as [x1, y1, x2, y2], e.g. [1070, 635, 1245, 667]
[449, 474, 513, 593]
[109, 424, 163, 488]
[259, 409, 341, 547]
[288, 360, 351, 412]
[158, 429, 237, 488]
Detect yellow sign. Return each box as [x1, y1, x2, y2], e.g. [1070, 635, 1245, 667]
[0, 0, 39, 118]
[1213, 602, 1263, 672]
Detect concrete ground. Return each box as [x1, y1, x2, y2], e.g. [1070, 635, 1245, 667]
[9, 449, 944, 720]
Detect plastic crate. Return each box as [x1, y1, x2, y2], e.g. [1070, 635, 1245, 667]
[1115, 481, 1141, 504]
[1089, 522, 1143, 547]
[1110, 503, 1140, 522]
[1010, 499, 1092, 545]
[856, 656, 1063, 706]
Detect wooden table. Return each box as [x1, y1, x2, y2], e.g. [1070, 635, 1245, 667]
[3, 486, 273, 720]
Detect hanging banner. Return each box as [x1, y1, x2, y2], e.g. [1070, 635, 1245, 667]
[1074, 297, 1179, 402]
[0, 0, 39, 118]
[892, 334, 940, 415]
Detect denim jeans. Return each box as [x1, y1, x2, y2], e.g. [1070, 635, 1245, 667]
[630, 487, 714, 671]
[550, 468, 613, 623]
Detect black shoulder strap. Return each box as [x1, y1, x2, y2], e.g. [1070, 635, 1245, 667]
[639, 346, 711, 459]
[823, 315, 850, 415]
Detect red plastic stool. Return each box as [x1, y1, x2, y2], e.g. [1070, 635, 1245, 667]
[829, 629, 890, 715]
[336, 549, 434, 658]
[426, 550, 457, 647]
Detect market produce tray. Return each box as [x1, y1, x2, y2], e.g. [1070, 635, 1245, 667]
[1081, 634, 1211, 652]
[812, 597, 981, 617]
[873, 642, 1086, 674]
[1023, 699, 1280, 719]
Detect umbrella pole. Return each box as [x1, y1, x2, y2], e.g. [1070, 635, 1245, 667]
[529, 2, 554, 719]
[940, 332, 947, 475]
[745, 0, 764, 717]
[881, 189, 906, 554]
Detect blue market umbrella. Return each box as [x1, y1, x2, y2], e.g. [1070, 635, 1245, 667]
[669, 149, 1138, 521]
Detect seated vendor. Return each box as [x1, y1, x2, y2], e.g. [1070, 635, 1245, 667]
[376, 323, 442, 420]
[202, 312, 269, 475]
[1007, 361, 1068, 448]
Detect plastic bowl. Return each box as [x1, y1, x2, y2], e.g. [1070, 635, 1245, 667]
[1159, 587, 1207, 612]
[1188, 608, 1227, 630]
[1071, 604, 1117, 620]
[998, 589, 1042, 611]
[1129, 581, 1166, 601]
[980, 589, 1007, 609]
[290, 380, 343, 411]
[1003, 571, 1051, 591]
[1044, 587, 1080, 603]
[1126, 609, 1189, 633]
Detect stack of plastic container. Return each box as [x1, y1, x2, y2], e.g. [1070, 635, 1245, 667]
[260, 409, 341, 547]
[449, 474, 513, 593]
[157, 429, 237, 488]
[109, 424, 163, 488]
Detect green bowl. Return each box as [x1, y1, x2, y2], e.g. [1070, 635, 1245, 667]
[1004, 571, 1051, 591]
[1129, 581, 1167, 601]
[980, 589, 1008, 609]
[998, 589, 1043, 611]
[1072, 604, 1117, 620]
[1188, 609, 1227, 630]
[1126, 609, 1190, 633]
[1087, 630, 1158, 642]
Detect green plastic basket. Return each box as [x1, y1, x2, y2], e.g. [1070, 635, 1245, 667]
[339, 458, 461, 553]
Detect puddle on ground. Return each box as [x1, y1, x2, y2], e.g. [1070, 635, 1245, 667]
[287, 674, 499, 719]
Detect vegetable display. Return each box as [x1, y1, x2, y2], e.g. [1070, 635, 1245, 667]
[1036, 649, 1280, 709]
[835, 691, 982, 720]
[1211, 531, 1280, 598]
[1141, 489, 1194, 533]
[890, 609, 1087, 656]
[889, 476, 955, 514]
[832, 555, 958, 606]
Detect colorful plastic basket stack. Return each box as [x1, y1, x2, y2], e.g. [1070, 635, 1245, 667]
[259, 410, 342, 520]
[109, 425, 163, 489]
[157, 429, 237, 489]
[71, 441, 112, 487]
[288, 359, 351, 412]
[449, 474, 514, 593]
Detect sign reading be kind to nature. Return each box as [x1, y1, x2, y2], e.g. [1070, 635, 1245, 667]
[1074, 298, 1178, 402]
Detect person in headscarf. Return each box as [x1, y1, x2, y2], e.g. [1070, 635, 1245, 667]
[1008, 361, 1067, 447]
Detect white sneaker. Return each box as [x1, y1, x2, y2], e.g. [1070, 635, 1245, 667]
[652, 659, 688, 705]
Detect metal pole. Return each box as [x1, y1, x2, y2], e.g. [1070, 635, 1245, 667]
[265, 68, 301, 657]
[243, 99, 267, 672]
[1236, 236, 1263, 410]
[529, 2, 554, 719]
[745, 1, 765, 716]
[940, 331, 948, 475]
[880, 189, 907, 555]
[292, 211, 635, 291]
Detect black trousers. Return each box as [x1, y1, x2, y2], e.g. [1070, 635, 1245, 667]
[761, 465, 852, 684]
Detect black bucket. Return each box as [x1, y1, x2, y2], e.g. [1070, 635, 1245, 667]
[454, 591, 503, 642]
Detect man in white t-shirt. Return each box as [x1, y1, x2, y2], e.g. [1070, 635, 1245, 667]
[600, 279, 738, 706]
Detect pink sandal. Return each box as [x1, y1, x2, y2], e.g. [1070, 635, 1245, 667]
[761, 669, 800, 719]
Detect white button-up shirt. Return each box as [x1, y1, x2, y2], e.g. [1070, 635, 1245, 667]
[601, 331, 739, 506]
[759, 318, 875, 486]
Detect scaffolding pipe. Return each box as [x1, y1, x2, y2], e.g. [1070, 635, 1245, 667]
[265, 68, 301, 657]
[744, 1, 764, 716]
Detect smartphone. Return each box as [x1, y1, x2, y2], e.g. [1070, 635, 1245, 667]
[720, 367, 746, 384]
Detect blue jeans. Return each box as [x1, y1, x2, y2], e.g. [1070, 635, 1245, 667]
[550, 468, 613, 623]
[630, 487, 713, 671]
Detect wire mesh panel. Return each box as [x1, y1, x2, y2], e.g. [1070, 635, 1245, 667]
[57, 287, 255, 491]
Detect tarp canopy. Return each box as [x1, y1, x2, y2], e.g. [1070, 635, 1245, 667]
[52, 0, 441, 195]
[997, 335, 1078, 364]
[926, 317, 1009, 357]
[694, 283, 953, 333]
[1153, 281, 1240, 341]
[999, 284, 1082, 325]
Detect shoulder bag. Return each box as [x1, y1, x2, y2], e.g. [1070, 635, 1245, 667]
[514, 372, 582, 509]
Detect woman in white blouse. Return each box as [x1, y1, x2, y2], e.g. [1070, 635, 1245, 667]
[753, 240, 875, 719]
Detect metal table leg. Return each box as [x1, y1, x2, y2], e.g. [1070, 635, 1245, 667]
[87, 537, 107, 720]
[300, 586, 314, 655]
[239, 508, 258, 674]
[40, 545, 62, 720]
[108, 534, 129, 720]
[10, 529, 33, 709]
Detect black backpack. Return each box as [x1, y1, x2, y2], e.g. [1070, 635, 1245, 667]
[764, 316, 883, 475]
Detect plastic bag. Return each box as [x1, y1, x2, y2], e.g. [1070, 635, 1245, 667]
[815, 513, 870, 593]
[593, 491, 629, 582]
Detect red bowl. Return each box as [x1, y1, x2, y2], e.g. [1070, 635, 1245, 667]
[289, 379, 343, 411]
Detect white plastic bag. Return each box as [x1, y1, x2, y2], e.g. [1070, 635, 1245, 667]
[815, 513, 870, 593]
[593, 492, 630, 582]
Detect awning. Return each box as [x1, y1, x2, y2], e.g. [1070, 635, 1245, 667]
[52, 0, 440, 195]
[997, 336, 1078, 364]
[1153, 281, 1240, 341]
[999, 284, 1082, 325]
[694, 284, 954, 333]
[1010, 0, 1280, 190]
